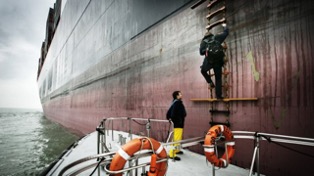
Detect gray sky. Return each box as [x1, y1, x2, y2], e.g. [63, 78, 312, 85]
[0, 0, 55, 109]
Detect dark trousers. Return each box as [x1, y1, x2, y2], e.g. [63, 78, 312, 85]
[200, 58, 223, 98]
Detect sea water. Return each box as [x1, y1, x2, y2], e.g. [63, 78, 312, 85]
[0, 108, 79, 176]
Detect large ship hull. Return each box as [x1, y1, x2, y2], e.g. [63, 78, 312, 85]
[38, 0, 314, 175]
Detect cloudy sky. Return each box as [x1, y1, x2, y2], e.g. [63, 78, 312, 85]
[0, 0, 55, 109]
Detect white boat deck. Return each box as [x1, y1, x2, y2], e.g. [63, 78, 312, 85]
[47, 131, 263, 176]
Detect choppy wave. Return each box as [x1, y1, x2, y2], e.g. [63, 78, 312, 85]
[0, 108, 79, 176]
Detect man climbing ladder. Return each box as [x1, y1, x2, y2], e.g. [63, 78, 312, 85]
[199, 23, 229, 99]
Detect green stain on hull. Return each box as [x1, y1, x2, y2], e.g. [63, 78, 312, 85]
[246, 51, 260, 82]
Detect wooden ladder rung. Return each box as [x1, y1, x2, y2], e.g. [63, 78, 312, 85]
[210, 109, 230, 114]
[206, 6, 225, 20]
[190, 97, 258, 102]
[207, 0, 220, 9]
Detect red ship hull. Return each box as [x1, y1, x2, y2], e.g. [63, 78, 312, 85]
[38, 0, 314, 175]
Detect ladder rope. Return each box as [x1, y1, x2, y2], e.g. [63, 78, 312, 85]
[206, 0, 230, 126]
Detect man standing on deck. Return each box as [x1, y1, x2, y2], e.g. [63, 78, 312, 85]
[199, 23, 229, 99]
[166, 91, 186, 161]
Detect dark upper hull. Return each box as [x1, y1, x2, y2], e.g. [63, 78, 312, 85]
[37, 0, 314, 175]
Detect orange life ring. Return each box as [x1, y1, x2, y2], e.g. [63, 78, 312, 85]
[109, 137, 168, 176]
[204, 125, 235, 168]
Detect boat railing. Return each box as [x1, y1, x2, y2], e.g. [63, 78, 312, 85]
[160, 131, 314, 176]
[233, 131, 314, 176]
[96, 117, 174, 154]
[58, 137, 205, 176]
[58, 123, 314, 176]
[58, 148, 166, 176]
[94, 117, 175, 176]
[103, 158, 168, 175]
[58, 151, 116, 176]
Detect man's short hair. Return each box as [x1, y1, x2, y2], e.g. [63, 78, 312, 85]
[172, 91, 181, 99]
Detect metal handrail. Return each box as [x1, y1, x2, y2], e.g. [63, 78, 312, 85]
[99, 117, 174, 150]
[101, 117, 174, 139]
[59, 149, 161, 175]
[163, 136, 204, 146]
[232, 131, 314, 176]
[58, 118, 314, 176]
[233, 131, 314, 144]
[97, 117, 174, 175]
[103, 158, 168, 175]
[58, 152, 116, 176]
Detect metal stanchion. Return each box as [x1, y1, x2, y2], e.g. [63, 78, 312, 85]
[249, 133, 260, 176]
[146, 119, 151, 137]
